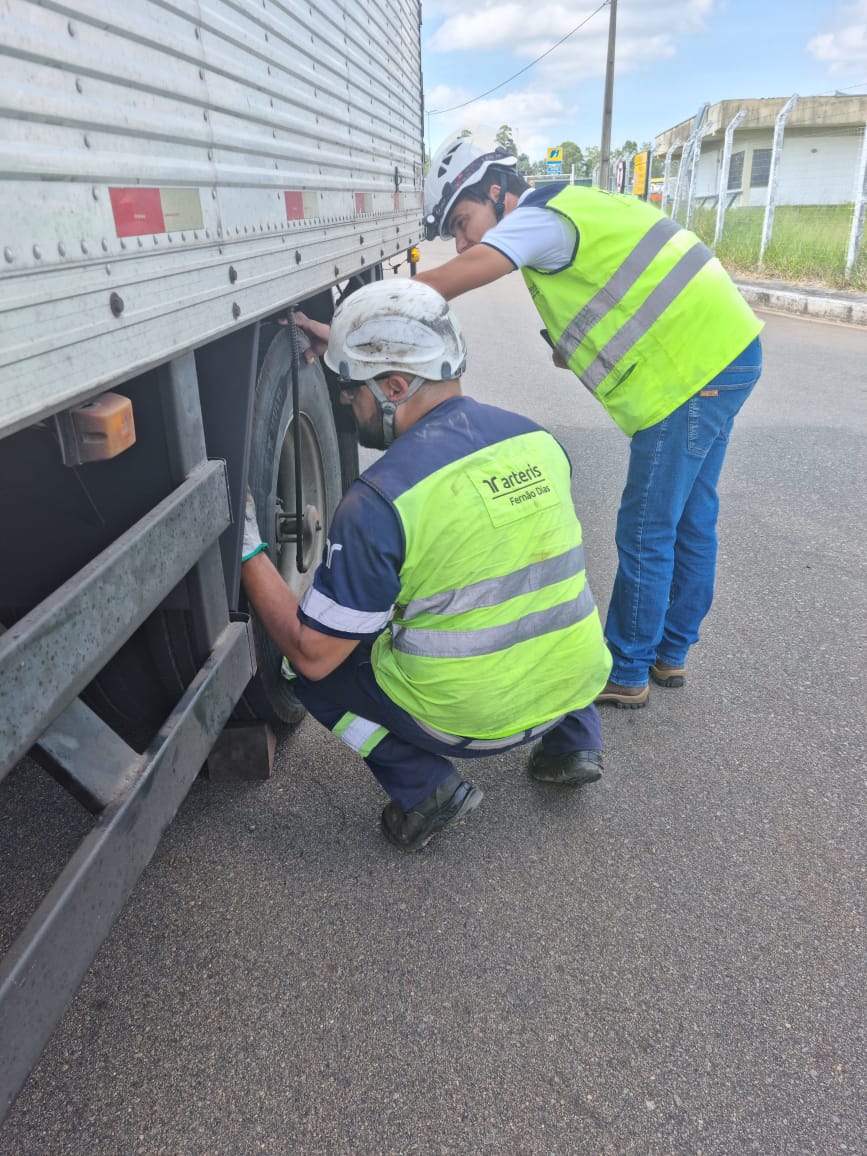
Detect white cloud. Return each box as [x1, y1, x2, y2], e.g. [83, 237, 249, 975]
[530, 31, 676, 90]
[423, 0, 720, 158]
[427, 0, 714, 58]
[425, 85, 575, 159]
[423, 0, 704, 132]
[808, 1, 867, 74]
[429, 3, 591, 53]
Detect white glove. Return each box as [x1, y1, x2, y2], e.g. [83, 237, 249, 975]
[242, 490, 268, 562]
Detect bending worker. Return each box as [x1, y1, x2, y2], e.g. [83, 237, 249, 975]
[412, 134, 764, 708]
[241, 280, 612, 852]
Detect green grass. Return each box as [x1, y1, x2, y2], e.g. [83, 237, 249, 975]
[674, 204, 867, 293]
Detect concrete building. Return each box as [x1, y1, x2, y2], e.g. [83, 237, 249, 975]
[654, 95, 867, 209]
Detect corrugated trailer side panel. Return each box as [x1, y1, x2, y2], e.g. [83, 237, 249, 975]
[0, 0, 424, 437]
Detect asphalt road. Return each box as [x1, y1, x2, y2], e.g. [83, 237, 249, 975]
[2, 259, 866, 1155]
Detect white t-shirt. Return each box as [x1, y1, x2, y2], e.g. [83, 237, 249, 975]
[480, 190, 577, 272]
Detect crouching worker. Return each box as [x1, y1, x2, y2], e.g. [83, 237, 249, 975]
[240, 280, 612, 852]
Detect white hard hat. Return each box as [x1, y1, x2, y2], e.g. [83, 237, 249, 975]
[424, 133, 517, 240]
[325, 279, 467, 383]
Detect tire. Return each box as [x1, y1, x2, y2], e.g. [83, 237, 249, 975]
[235, 325, 343, 725]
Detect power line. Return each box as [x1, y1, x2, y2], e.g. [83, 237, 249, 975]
[427, 0, 610, 117]
[823, 77, 867, 96]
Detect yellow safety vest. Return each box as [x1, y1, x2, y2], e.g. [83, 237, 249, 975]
[368, 399, 612, 739]
[519, 185, 763, 435]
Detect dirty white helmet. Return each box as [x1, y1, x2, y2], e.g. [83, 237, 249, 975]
[325, 279, 467, 446]
[325, 279, 466, 383]
[424, 133, 517, 240]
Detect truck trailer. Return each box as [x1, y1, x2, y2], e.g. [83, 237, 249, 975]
[0, 0, 424, 1116]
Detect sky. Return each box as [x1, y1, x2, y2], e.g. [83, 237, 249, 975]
[421, 0, 867, 162]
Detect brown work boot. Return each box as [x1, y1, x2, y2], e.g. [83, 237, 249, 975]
[595, 680, 649, 709]
[650, 660, 686, 688]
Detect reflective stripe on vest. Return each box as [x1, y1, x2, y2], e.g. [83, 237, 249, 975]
[578, 241, 714, 391]
[370, 419, 613, 738]
[558, 217, 681, 360]
[411, 715, 563, 750]
[520, 186, 763, 435]
[402, 544, 585, 619]
[392, 582, 597, 659]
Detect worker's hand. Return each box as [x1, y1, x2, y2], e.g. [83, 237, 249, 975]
[241, 490, 268, 563]
[292, 311, 330, 363]
[540, 329, 568, 370]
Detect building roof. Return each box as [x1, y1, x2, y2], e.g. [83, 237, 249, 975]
[654, 94, 867, 153]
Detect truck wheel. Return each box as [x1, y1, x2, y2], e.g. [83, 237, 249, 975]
[236, 326, 343, 726]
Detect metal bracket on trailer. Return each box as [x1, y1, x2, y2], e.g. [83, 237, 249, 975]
[30, 695, 140, 813]
[0, 617, 255, 1119]
[0, 350, 259, 1120]
[0, 460, 232, 781]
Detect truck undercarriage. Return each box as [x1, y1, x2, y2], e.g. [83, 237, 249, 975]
[0, 0, 423, 1117]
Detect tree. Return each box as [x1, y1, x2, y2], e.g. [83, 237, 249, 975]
[495, 124, 518, 156]
[559, 141, 584, 176]
[583, 145, 600, 179]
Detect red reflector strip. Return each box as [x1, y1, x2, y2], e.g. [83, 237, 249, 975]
[284, 191, 320, 220]
[109, 187, 165, 237]
[109, 188, 203, 237]
[285, 191, 305, 220]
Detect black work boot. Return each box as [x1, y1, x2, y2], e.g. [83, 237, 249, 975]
[380, 771, 483, 852]
[528, 746, 603, 786]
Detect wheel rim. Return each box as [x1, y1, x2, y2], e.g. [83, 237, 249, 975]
[274, 411, 328, 594]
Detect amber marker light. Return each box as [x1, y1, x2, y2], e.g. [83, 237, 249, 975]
[71, 392, 136, 461]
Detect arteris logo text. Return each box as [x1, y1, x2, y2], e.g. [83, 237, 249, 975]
[470, 460, 559, 526]
[480, 464, 544, 495]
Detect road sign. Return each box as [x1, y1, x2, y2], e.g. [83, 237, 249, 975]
[546, 147, 563, 164]
[546, 161, 562, 175]
[633, 150, 650, 199]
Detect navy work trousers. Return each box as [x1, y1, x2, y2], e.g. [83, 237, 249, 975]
[291, 644, 603, 810]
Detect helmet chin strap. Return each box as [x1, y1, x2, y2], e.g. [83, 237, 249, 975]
[489, 175, 507, 223]
[365, 374, 426, 447]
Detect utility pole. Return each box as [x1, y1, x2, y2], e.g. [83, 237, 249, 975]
[598, 0, 617, 190]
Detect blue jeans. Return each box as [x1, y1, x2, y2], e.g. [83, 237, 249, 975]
[604, 338, 762, 685]
[291, 645, 603, 810]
